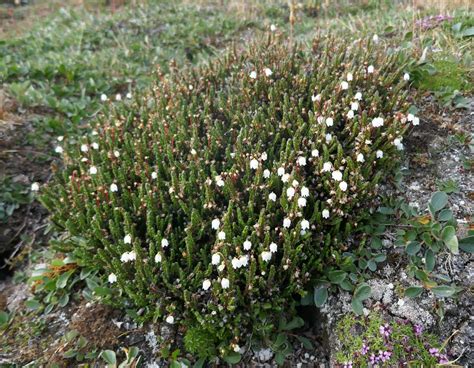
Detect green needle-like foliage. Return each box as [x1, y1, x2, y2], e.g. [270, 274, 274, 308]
[41, 35, 414, 357]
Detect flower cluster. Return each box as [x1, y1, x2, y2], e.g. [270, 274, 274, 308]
[41, 36, 412, 358]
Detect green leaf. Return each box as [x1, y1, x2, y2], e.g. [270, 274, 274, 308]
[56, 270, 73, 289]
[223, 352, 241, 364]
[429, 191, 448, 212]
[0, 311, 9, 326]
[405, 286, 423, 298]
[459, 236, 474, 253]
[351, 299, 364, 315]
[314, 286, 328, 307]
[282, 316, 304, 331]
[406, 241, 421, 256]
[461, 27, 474, 37]
[353, 283, 371, 301]
[438, 209, 453, 222]
[100, 350, 117, 365]
[441, 226, 458, 254]
[193, 358, 206, 368]
[25, 299, 41, 310]
[431, 286, 457, 298]
[425, 249, 435, 272]
[328, 270, 347, 284]
[296, 335, 314, 350]
[170, 361, 181, 368]
[94, 286, 113, 297]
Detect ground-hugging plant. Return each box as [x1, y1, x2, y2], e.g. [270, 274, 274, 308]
[335, 312, 449, 367]
[41, 35, 416, 360]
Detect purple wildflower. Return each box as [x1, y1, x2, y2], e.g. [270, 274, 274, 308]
[379, 323, 391, 337]
[414, 324, 423, 336]
[361, 343, 369, 355]
[342, 361, 353, 368]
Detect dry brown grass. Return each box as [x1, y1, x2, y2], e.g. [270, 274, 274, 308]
[413, 0, 473, 11]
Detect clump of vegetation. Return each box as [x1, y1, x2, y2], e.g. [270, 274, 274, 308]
[335, 312, 450, 367]
[40, 34, 414, 361]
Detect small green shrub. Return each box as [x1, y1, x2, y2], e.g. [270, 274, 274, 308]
[41, 35, 413, 358]
[184, 326, 217, 359]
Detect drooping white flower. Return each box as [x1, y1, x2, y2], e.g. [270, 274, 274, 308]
[91, 142, 99, 150]
[155, 253, 162, 263]
[261, 251, 272, 262]
[243, 240, 252, 250]
[322, 162, 332, 172]
[367, 65, 374, 74]
[250, 158, 259, 170]
[211, 254, 221, 265]
[412, 117, 420, 126]
[55, 146, 63, 154]
[221, 278, 230, 289]
[403, 73, 410, 81]
[286, 187, 295, 199]
[232, 257, 241, 269]
[373, 34, 379, 43]
[202, 279, 211, 291]
[347, 110, 354, 119]
[322, 209, 330, 219]
[249, 71, 257, 79]
[339, 181, 348, 192]
[301, 219, 310, 231]
[263, 169, 271, 178]
[261, 152, 268, 161]
[297, 156, 307, 166]
[115, 94, 122, 101]
[124, 234, 132, 244]
[114, 150, 120, 157]
[326, 117, 334, 127]
[376, 150, 384, 159]
[292, 179, 299, 187]
[332, 170, 343, 181]
[357, 153, 365, 163]
[108, 273, 117, 283]
[277, 167, 285, 176]
[371, 117, 384, 128]
[347, 72, 353, 81]
[394, 137, 404, 151]
[239, 255, 249, 267]
[269, 192, 277, 202]
[215, 175, 225, 187]
[311, 94, 321, 102]
[281, 173, 290, 183]
[166, 315, 174, 324]
[311, 149, 319, 157]
[151, 172, 158, 179]
[31, 182, 40, 192]
[270, 24, 277, 32]
[126, 92, 132, 99]
[233, 344, 241, 353]
[190, 148, 197, 155]
[57, 136, 64, 142]
[211, 218, 220, 230]
[81, 144, 88, 152]
[264, 68, 273, 77]
[351, 102, 359, 111]
[218, 263, 225, 272]
[100, 94, 108, 101]
[341, 81, 349, 90]
[407, 113, 414, 121]
[283, 218, 291, 228]
[161, 238, 169, 248]
[301, 186, 309, 197]
[325, 133, 332, 143]
[269, 242, 278, 253]
[218, 231, 226, 240]
[317, 116, 324, 124]
[110, 183, 118, 192]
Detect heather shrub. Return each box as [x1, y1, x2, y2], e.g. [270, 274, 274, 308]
[41, 35, 414, 358]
